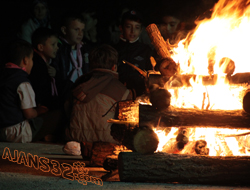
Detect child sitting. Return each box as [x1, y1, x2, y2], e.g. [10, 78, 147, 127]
[0, 40, 48, 143]
[29, 27, 59, 110]
[65, 44, 132, 144]
[52, 12, 90, 106]
[114, 10, 153, 98]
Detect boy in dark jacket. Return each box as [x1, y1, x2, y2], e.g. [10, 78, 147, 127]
[29, 27, 59, 110]
[52, 12, 90, 105]
[0, 40, 48, 143]
[114, 10, 153, 97]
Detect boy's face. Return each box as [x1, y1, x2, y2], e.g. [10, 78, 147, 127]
[39, 36, 59, 59]
[158, 16, 181, 41]
[121, 19, 142, 42]
[33, 3, 47, 21]
[25, 52, 34, 75]
[62, 19, 85, 47]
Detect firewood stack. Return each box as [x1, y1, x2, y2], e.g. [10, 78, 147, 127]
[118, 152, 250, 185]
[90, 142, 130, 167]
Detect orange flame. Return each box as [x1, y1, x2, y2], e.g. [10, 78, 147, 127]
[167, 0, 250, 110]
[153, 0, 250, 156]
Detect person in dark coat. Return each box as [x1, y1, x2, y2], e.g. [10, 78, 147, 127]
[29, 27, 59, 110]
[52, 12, 91, 106]
[114, 10, 153, 97]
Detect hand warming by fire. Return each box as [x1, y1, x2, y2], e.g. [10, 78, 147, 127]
[113, 0, 250, 158]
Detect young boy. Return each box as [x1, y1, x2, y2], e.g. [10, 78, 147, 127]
[114, 10, 153, 97]
[29, 27, 59, 110]
[52, 12, 90, 105]
[65, 44, 131, 144]
[0, 40, 48, 143]
[154, 3, 192, 45]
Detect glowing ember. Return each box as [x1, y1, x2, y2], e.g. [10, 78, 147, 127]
[154, 127, 250, 156]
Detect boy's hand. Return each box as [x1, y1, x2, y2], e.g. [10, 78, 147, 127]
[36, 105, 49, 115]
[46, 64, 56, 77]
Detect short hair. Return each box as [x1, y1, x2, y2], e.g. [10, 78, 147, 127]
[89, 44, 118, 70]
[121, 10, 143, 26]
[154, 1, 186, 24]
[32, 27, 58, 50]
[6, 40, 33, 66]
[31, 0, 48, 10]
[60, 11, 85, 28]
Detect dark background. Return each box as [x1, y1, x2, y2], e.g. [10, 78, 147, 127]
[0, 0, 218, 59]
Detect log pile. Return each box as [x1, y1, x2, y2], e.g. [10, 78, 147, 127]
[148, 72, 250, 88]
[89, 142, 130, 167]
[111, 124, 159, 154]
[139, 104, 250, 130]
[118, 152, 250, 185]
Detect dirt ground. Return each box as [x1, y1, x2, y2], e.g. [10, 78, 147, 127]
[0, 142, 250, 190]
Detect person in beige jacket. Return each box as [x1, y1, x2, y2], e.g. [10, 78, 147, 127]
[65, 44, 132, 144]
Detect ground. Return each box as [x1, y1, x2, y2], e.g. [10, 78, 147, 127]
[0, 142, 249, 190]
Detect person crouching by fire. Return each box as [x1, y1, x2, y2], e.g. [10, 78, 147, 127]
[64, 44, 132, 153]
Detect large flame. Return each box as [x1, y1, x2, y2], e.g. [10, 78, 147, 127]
[168, 0, 250, 110]
[153, 0, 250, 156]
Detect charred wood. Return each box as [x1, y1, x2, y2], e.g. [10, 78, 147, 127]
[149, 84, 171, 111]
[172, 72, 250, 87]
[111, 124, 159, 154]
[147, 72, 250, 88]
[194, 140, 209, 155]
[243, 90, 250, 114]
[139, 105, 250, 129]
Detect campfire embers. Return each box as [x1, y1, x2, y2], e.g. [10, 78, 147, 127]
[194, 140, 209, 155]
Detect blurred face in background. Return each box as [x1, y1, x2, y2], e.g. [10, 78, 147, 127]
[120, 19, 142, 42]
[33, 3, 47, 20]
[158, 16, 180, 41]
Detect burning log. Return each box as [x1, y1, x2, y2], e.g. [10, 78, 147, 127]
[118, 152, 250, 185]
[146, 23, 172, 59]
[111, 124, 159, 154]
[172, 72, 250, 87]
[161, 130, 209, 155]
[149, 84, 171, 111]
[90, 142, 117, 166]
[176, 127, 190, 150]
[243, 90, 250, 114]
[139, 105, 250, 130]
[89, 142, 130, 167]
[194, 140, 209, 155]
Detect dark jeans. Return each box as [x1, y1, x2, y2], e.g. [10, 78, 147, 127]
[30, 109, 64, 142]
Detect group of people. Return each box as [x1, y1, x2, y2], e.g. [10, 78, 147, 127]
[0, 0, 192, 149]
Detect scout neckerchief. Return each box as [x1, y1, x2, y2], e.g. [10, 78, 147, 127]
[61, 38, 83, 81]
[5, 62, 26, 71]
